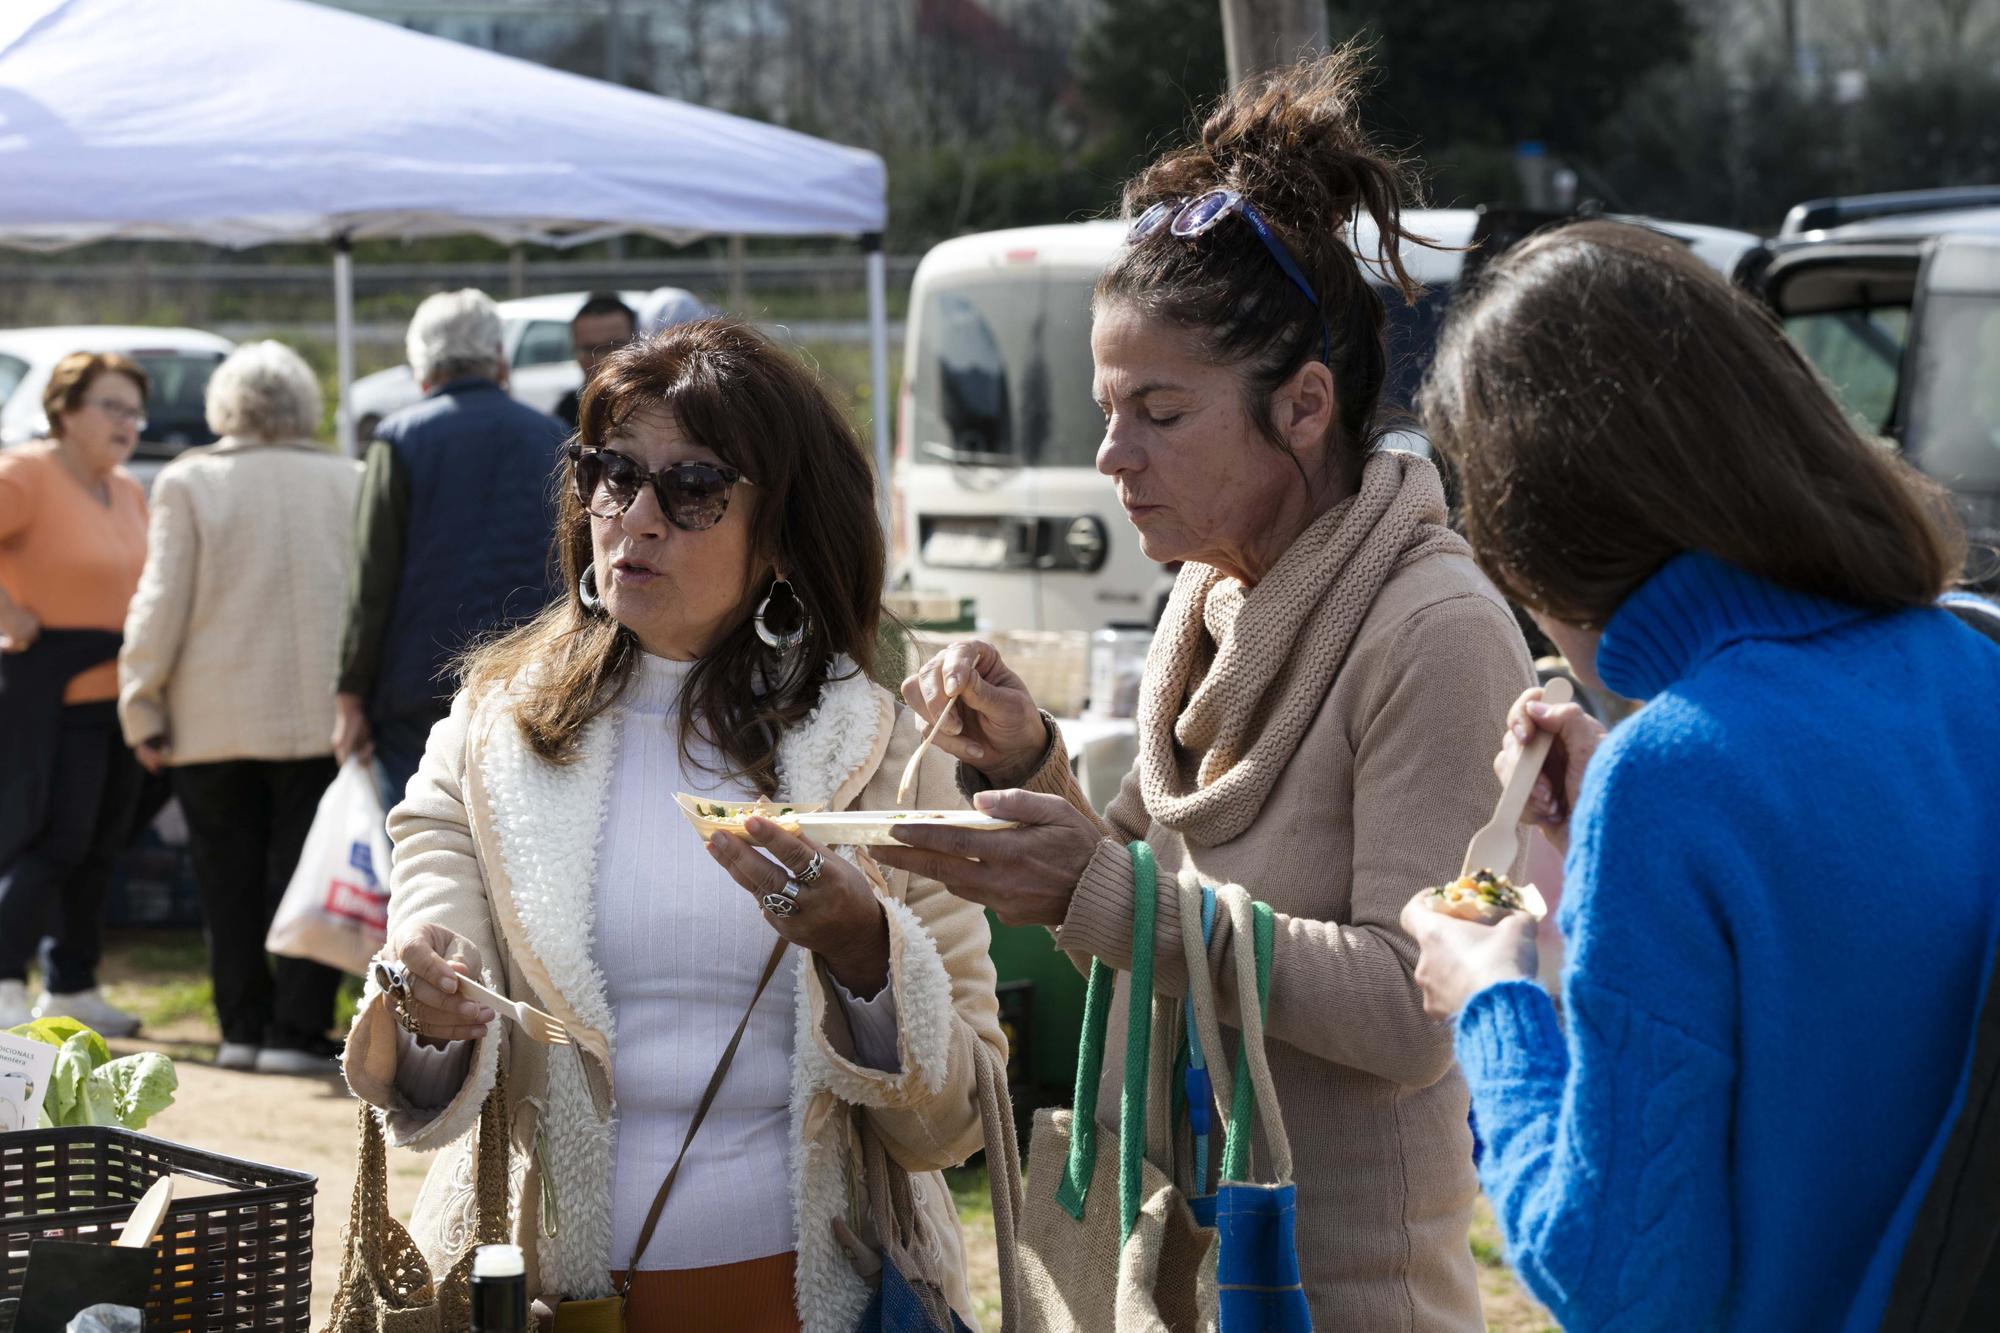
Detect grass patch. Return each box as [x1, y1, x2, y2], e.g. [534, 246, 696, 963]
[93, 927, 365, 1040]
[97, 929, 214, 1030]
[334, 973, 365, 1031]
[114, 974, 214, 1030]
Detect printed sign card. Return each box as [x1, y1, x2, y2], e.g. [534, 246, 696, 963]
[0, 1030, 58, 1133]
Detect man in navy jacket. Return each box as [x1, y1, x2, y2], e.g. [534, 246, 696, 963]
[334, 289, 565, 811]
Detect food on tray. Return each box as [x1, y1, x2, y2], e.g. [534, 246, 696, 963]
[674, 794, 824, 821]
[674, 793, 1017, 846]
[1426, 869, 1548, 923]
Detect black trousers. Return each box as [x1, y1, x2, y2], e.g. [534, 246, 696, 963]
[171, 757, 343, 1050]
[0, 702, 144, 991]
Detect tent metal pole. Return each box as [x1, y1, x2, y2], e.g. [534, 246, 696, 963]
[333, 233, 357, 457]
[863, 232, 891, 539]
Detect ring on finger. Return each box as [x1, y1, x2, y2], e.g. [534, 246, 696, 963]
[371, 957, 411, 1000]
[793, 851, 826, 886]
[761, 892, 798, 917]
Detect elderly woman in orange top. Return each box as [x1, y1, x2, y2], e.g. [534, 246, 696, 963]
[0, 351, 151, 1036]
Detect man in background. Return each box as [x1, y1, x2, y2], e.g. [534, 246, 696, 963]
[333, 289, 566, 810]
[552, 292, 638, 432]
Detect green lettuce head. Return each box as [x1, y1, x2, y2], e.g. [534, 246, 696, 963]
[7, 1017, 177, 1130]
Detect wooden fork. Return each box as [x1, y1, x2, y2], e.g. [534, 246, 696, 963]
[1459, 675, 1575, 879]
[453, 973, 572, 1047]
[896, 694, 959, 806]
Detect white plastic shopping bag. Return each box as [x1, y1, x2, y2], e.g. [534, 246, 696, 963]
[267, 760, 393, 975]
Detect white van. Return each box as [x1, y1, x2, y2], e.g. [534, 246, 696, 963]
[892, 212, 1758, 633]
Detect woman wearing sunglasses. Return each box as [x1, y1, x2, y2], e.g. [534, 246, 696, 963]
[880, 47, 1529, 1328]
[340, 319, 1005, 1331]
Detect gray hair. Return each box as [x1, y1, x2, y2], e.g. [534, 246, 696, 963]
[205, 340, 322, 442]
[406, 288, 504, 384]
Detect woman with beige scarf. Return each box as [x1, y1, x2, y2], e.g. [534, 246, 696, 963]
[876, 48, 1531, 1329]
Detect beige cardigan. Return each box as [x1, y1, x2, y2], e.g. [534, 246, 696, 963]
[341, 660, 1006, 1330]
[1025, 549, 1533, 1331]
[118, 437, 360, 762]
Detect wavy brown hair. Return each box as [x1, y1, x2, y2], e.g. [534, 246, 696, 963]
[1419, 220, 1966, 627]
[1096, 41, 1435, 494]
[460, 318, 884, 794]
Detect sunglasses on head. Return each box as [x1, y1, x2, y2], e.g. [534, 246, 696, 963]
[1128, 187, 1329, 365]
[565, 446, 752, 532]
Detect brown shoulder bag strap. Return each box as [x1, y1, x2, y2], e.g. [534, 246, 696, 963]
[617, 934, 790, 1297]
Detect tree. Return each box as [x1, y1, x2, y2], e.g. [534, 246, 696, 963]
[1075, 0, 1232, 178]
[1332, 0, 1694, 153]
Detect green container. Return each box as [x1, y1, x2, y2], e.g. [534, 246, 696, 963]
[986, 910, 1087, 1104]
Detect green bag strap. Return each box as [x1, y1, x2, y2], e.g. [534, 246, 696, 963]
[1053, 840, 1160, 1237]
[1056, 954, 1113, 1220]
[1220, 898, 1275, 1184]
[1119, 841, 1160, 1244]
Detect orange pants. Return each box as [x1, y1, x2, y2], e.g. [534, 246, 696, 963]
[613, 1251, 801, 1333]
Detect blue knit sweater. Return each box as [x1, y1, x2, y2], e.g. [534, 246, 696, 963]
[1456, 553, 2000, 1332]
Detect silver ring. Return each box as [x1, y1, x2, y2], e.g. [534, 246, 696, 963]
[371, 957, 410, 1000]
[794, 851, 826, 886]
[778, 879, 801, 900]
[761, 892, 797, 917]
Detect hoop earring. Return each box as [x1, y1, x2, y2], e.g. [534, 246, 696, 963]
[578, 566, 606, 616]
[753, 577, 808, 655]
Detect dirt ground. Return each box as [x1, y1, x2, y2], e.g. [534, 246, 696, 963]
[131, 1053, 1554, 1331]
[96, 937, 1555, 1330]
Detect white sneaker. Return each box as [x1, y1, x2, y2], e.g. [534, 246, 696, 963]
[254, 1046, 335, 1076]
[215, 1042, 261, 1071]
[34, 988, 142, 1038]
[0, 980, 31, 1028]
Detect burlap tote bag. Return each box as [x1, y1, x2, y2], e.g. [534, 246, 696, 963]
[321, 1071, 511, 1333]
[1015, 841, 1217, 1333]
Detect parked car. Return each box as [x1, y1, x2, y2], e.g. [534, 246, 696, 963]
[1736, 187, 2000, 586]
[0, 325, 234, 487]
[349, 286, 711, 441]
[893, 211, 1761, 633]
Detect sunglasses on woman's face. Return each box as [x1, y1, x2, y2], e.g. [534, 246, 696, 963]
[566, 446, 752, 532]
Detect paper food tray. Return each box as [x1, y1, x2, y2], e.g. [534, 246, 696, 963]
[675, 793, 1017, 846]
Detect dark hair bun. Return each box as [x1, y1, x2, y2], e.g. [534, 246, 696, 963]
[1125, 39, 1421, 302]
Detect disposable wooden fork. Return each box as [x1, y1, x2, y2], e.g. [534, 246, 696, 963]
[1459, 675, 1575, 879]
[453, 973, 572, 1047]
[896, 694, 960, 806]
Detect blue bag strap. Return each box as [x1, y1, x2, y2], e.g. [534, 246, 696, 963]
[1183, 886, 1219, 1189]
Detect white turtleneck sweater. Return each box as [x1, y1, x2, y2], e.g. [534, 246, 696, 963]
[398, 652, 898, 1272]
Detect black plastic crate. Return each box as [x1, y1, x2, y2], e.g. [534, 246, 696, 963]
[1, 1128, 315, 1331]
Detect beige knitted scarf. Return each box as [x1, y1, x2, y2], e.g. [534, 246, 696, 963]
[1137, 449, 1471, 847]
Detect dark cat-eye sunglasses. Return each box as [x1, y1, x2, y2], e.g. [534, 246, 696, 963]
[566, 446, 753, 532]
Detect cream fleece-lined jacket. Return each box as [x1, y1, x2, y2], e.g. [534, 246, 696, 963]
[341, 658, 1006, 1330]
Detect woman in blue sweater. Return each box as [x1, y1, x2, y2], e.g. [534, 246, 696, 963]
[1402, 220, 2000, 1331]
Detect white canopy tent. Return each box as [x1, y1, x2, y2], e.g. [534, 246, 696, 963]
[0, 0, 893, 510]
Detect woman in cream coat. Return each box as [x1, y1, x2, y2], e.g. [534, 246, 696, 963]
[118, 340, 358, 1073]
[341, 321, 1004, 1331]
